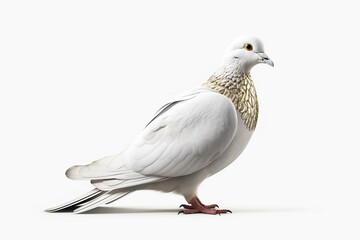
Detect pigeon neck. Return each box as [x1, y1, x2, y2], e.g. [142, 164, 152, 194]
[202, 68, 259, 131]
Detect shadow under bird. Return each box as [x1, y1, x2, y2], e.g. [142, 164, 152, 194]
[46, 35, 273, 214]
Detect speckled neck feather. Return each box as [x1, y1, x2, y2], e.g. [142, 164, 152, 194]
[203, 69, 259, 131]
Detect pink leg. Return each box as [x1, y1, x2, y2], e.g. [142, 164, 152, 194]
[179, 196, 232, 215]
[180, 196, 219, 209]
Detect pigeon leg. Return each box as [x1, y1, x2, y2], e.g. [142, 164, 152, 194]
[180, 196, 218, 209]
[179, 196, 231, 215]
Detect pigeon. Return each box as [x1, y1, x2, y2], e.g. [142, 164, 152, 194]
[46, 35, 273, 214]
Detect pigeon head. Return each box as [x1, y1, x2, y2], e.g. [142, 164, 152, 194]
[223, 35, 274, 73]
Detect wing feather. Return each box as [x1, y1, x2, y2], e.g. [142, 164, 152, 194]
[66, 87, 237, 190]
[123, 88, 238, 177]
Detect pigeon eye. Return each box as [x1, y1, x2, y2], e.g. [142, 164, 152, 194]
[245, 43, 253, 51]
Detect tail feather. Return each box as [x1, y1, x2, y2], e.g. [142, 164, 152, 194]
[45, 189, 104, 212]
[46, 189, 132, 213]
[104, 191, 131, 205]
[73, 191, 130, 213]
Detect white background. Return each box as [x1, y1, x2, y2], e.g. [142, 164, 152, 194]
[1, 0, 359, 239]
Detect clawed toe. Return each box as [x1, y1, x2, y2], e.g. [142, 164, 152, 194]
[216, 209, 232, 214]
[206, 204, 219, 209]
[179, 203, 219, 209]
[179, 204, 194, 209]
[178, 196, 231, 215]
[178, 208, 231, 215]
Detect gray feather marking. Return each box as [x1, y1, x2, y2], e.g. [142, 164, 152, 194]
[73, 191, 130, 213]
[45, 189, 103, 212]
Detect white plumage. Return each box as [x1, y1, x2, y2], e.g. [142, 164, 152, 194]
[46, 35, 273, 214]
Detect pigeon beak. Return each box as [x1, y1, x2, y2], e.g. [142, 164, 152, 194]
[258, 52, 274, 67]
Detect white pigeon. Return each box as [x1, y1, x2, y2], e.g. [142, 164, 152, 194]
[46, 35, 273, 214]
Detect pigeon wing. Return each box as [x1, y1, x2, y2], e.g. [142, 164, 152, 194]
[123, 88, 238, 177]
[66, 88, 238, 190]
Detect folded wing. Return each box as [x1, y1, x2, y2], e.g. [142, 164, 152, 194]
[123, 88, 238, 177]
[66, 87, 238, 190]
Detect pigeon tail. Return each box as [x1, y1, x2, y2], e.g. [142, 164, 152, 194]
[45, 188, 132, 213]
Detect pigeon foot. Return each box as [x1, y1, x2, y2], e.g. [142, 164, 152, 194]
[178, 196, 231, 215]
